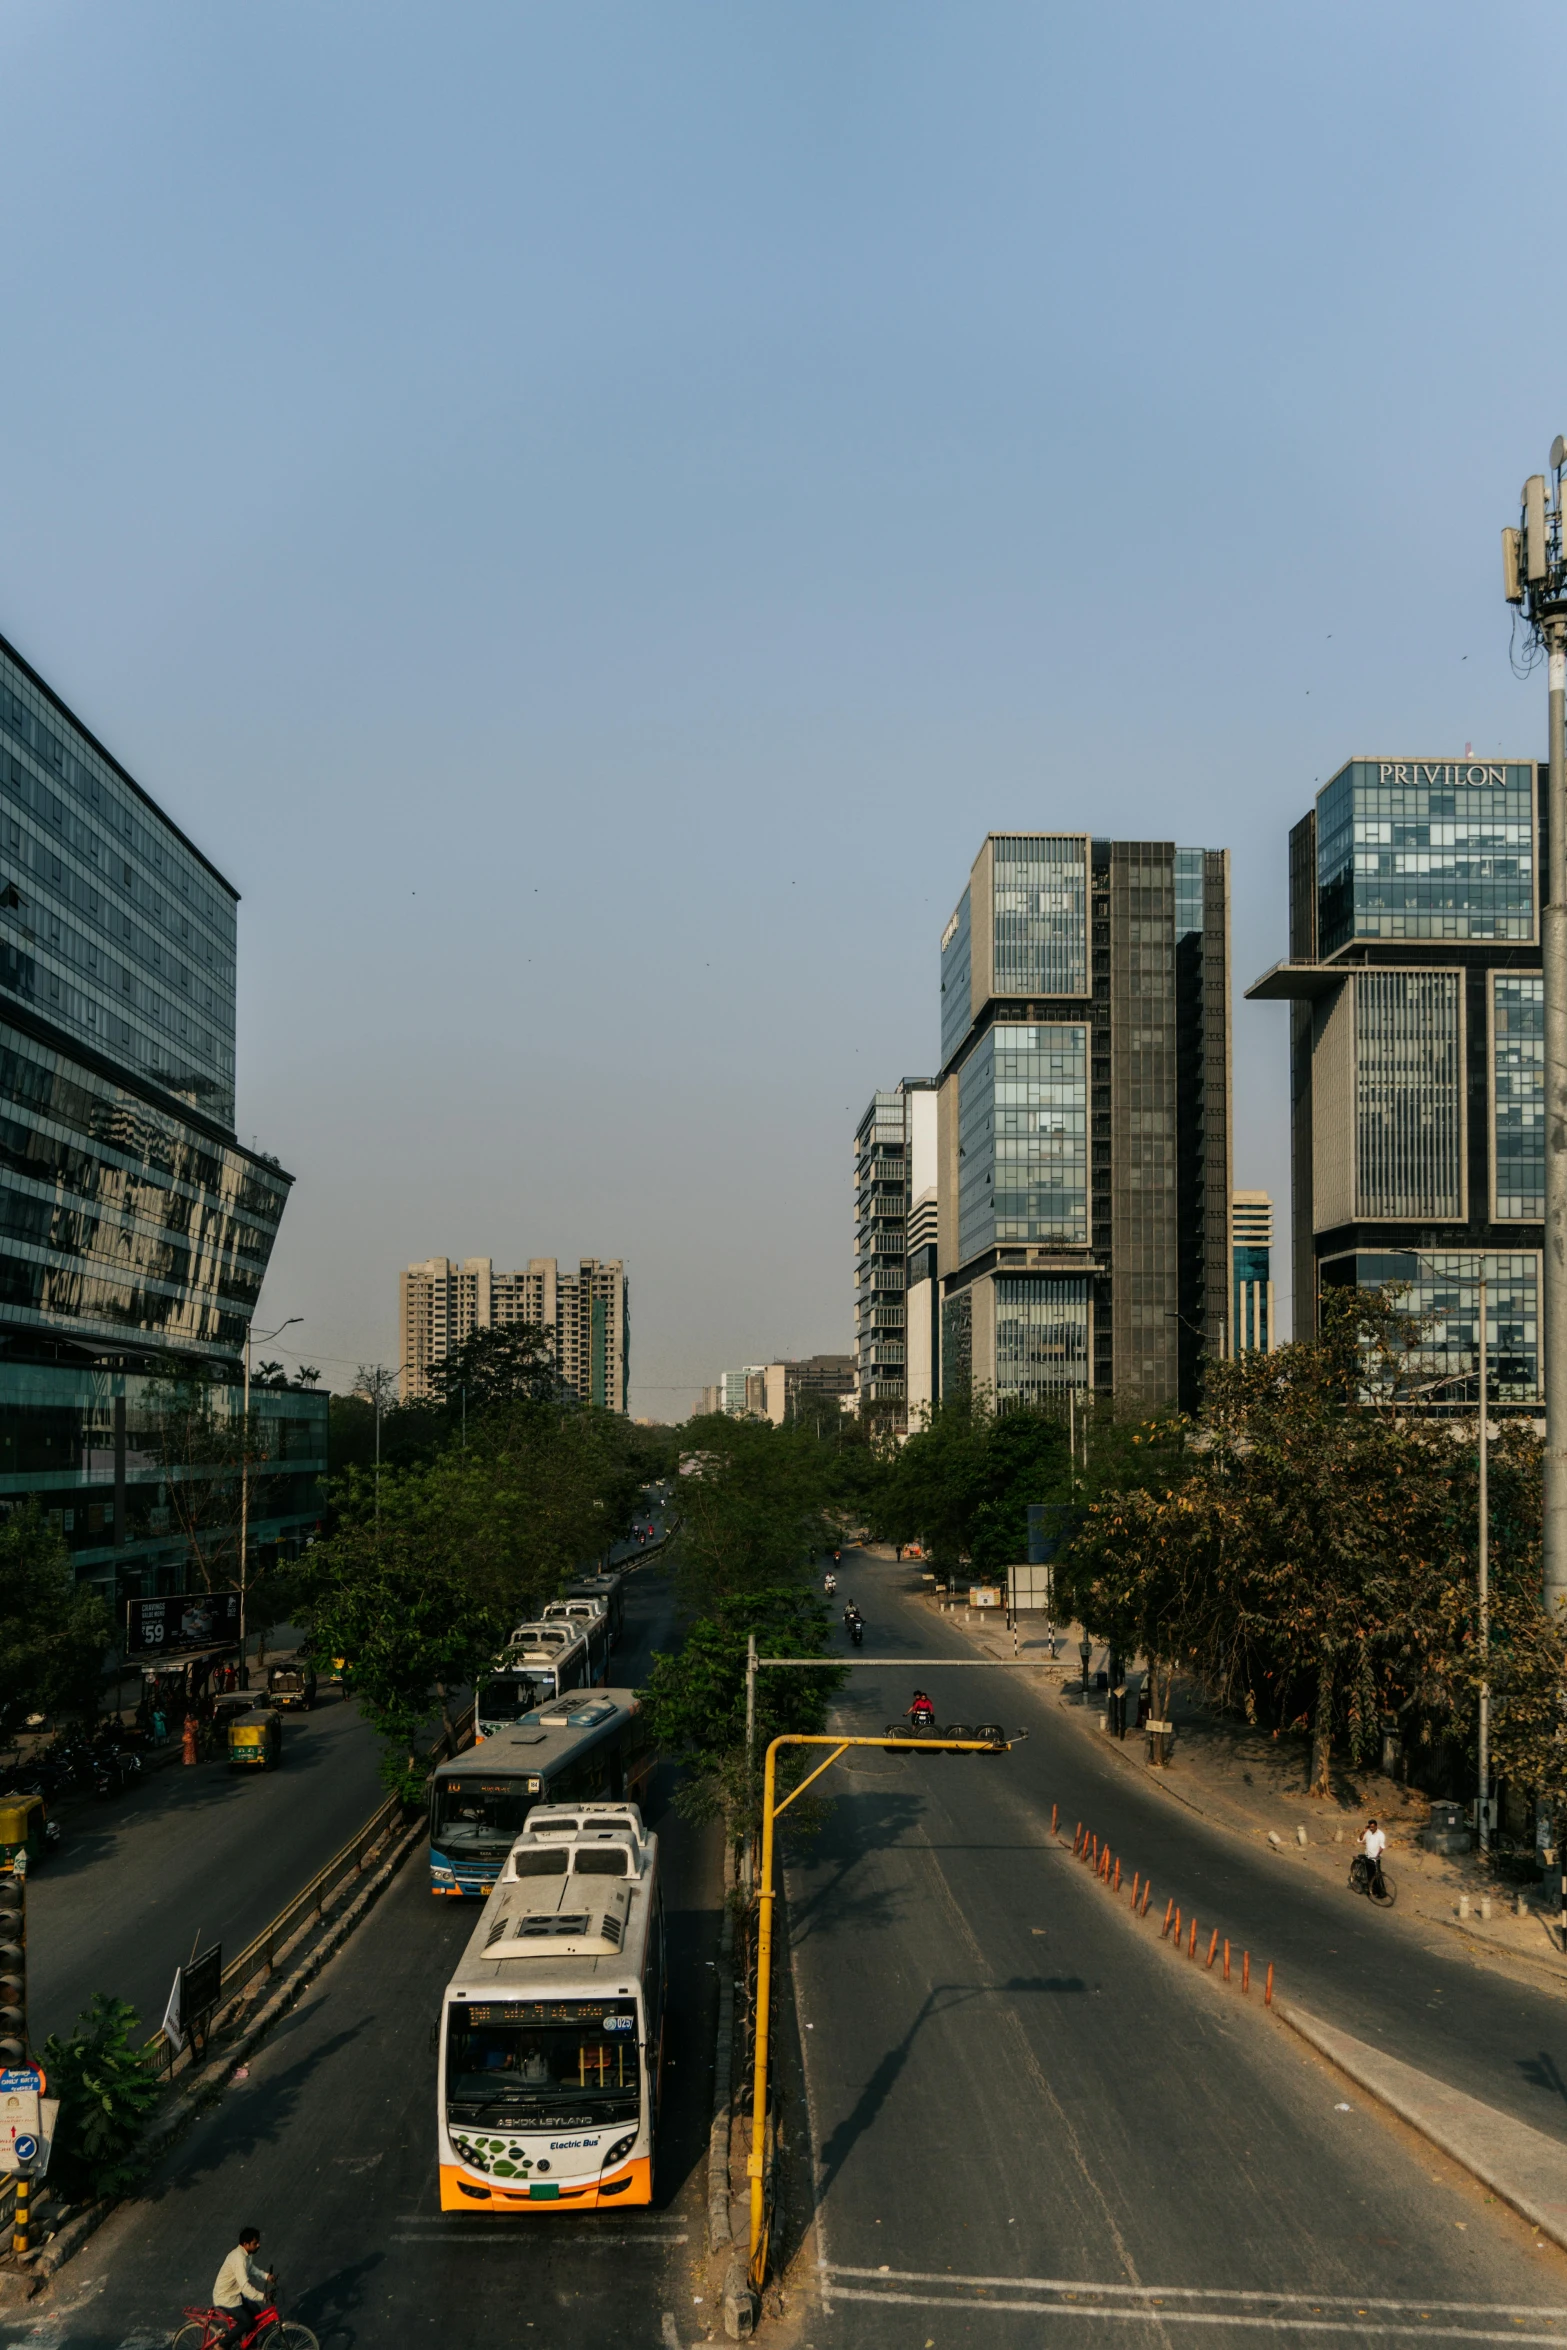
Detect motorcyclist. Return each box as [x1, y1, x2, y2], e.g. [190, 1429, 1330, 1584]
[908, 1690, 936, 1729]
[823, 1570, 837, 1595]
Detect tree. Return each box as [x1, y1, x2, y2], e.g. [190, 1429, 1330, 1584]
[429, 1324, 564, 1417]
[1067, 1290, 1482, 1795]
[871, 1392, 1078, 1576]
[0, 1507, 111, 1737]
[640, 1587, 845, 1832]
[42, 1994, 162, 2202]
[673, 1414, 834, 1603]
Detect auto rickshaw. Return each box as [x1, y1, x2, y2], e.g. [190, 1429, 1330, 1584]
[225, 1704, 282, 1772]
[267, 1661, 317, 1711]
[0, 1793, 51, 1868]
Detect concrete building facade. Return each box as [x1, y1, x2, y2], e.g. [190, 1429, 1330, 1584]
[852, 1078, 936, 1427]
[400, 1255, 629, 1411]
[1248, 756, 1542, 1409]
[937, 833, 1232, 1414]
[1231, 1190, 1275, 1354]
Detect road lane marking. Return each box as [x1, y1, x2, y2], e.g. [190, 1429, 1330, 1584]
[823, 2288, 1567, 2341]
[823, 2273, 1567, 2318]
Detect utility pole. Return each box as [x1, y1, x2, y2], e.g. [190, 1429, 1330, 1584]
[1477, 1273, 1490, 1854]
[1505, 449, 1567, 1613]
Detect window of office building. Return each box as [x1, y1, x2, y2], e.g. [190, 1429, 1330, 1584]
[1326, 1251, 1540, 1406]
[1316, 760, 1534, 955]
[1353, 970, 1463, 1220]
[940, 888, 972, 1069]
[957, 1023, 1088, 1262]
[1493, 973, 1544, 1221]
[991, 836, 1088, 999]
[994, 1274, 1090, 1404]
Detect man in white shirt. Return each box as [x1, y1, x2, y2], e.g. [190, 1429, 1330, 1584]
[1358, 1819, 1387, 1892]
[212, 2227, 273, 2344]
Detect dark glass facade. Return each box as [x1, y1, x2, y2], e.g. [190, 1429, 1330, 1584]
[0, 632, 318, 1601]
[1316, 760, 1535, 955]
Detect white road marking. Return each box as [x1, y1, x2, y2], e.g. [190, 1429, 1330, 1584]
[823, 2285, 1567, 2343]
[662, 2315, 683, 2350]
[823, 2272, 1567, 2319]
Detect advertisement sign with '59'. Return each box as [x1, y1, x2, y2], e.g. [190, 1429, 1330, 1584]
[125, 1592, 241, 1656]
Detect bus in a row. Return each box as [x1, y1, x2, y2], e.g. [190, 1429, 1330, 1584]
[436, 1801, 663, 2210]
[429, 1690, 654, 1897]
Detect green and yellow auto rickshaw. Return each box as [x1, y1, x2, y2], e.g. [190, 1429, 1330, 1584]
[0, 1794, 50, 1868]
[225, 1705, 282, 1772]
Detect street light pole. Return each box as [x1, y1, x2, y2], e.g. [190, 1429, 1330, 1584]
[1505, 450, 1567, 1613]
[1477, 1272, 1490, 1855]
[240, 1315, 301, 1685]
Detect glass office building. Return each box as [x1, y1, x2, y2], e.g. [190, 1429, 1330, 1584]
[1248, 754, 1545, 1410]
[935, 834, 1231, 1414]
[0, 631, 322, 1601]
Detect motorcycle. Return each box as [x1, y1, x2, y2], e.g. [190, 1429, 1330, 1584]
[849, 1616, 864, 1647]
[823, 1572, 837, 1596]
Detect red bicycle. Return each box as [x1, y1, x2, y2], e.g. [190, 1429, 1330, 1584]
[173, 2297, 318, 2350]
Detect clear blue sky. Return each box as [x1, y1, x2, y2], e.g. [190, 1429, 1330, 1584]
[0, 2, 1557, 1413]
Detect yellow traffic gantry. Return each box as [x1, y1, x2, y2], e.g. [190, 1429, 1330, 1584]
[746, 1726, 1017, 2291]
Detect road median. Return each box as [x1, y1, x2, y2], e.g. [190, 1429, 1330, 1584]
[1277, 2003, 1567, 2250]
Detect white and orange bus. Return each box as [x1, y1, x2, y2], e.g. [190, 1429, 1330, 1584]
[436, 1806, 664, 2212]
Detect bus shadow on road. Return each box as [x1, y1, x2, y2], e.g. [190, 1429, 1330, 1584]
[142, 2020, 372, 2194]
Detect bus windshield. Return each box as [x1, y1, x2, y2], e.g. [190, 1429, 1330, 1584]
[434, 1777, 536, 1856]
[478, 1674, 547, 1722]
[446, 2006, 640, 2127]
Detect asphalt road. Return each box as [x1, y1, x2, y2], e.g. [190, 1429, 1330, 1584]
[28, 1690, 388, 2047]
[9, 1560, 722, 2350]
[783, 1550, 1567, 2350]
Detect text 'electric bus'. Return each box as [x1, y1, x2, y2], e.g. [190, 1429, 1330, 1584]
[429, 1691, 654, 1896]
[437, 1805, 664, 2210]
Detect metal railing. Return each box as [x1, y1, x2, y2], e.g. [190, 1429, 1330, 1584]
[138, 1700, 475, 2085]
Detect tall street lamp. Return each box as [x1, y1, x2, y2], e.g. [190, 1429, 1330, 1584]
[1503, 449, 1567, 1613]
[240, 1315, 301, 1682]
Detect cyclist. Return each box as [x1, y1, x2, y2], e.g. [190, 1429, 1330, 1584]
[212, 2227, 273, 2344]
[1354, 1817, 1387, 1895]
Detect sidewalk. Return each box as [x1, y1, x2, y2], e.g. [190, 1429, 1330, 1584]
[900, 1566, 1567, 1990]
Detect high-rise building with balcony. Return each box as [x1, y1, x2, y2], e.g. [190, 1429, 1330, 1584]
[400, 1255, 629, 1410]
[1247, 755, 1542, 1408]
[0, 629, 323, 1604]
[853, 1078, 936, 1427]
[937, 834, 1231, 1412]
[1231, 1190, 1275, 1354]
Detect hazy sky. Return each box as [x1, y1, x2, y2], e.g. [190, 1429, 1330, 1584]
[0, 3, 1559, 1415]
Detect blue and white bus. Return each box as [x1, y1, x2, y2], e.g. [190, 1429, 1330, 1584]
[428, 1692, 654, 1897]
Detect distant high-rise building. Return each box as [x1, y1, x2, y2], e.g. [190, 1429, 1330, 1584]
[759, 1355, 856, 1425]
[937, 833, 1231, 1412]
[1231, 1191, 1275, 1354]
[1248, 755, 1542, 1409]
[853, 1079, 936, 1427]
[399, 1256, 628, 1410]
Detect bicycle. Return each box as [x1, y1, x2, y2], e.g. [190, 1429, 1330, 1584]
[1348, 1852, 1397, 1908]
[173, 2296, 318, 2350]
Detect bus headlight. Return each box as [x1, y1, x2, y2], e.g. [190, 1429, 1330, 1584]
[603, 2134, 637, 2169]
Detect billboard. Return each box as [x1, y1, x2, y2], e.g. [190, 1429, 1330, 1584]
[125, 1591, 241, 1656]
